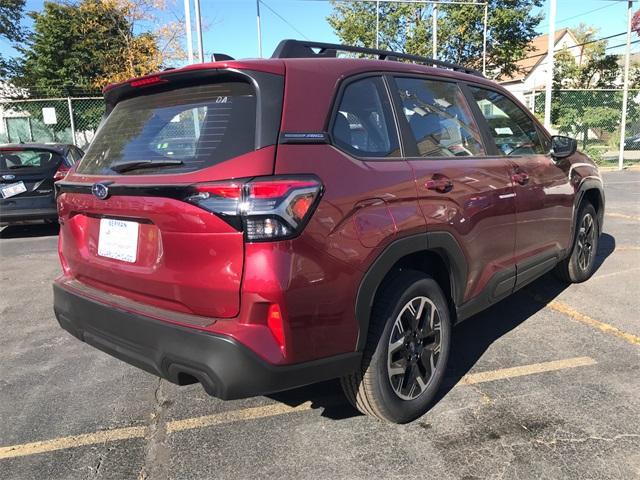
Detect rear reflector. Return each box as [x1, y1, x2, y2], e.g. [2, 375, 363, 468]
[267, 303, 285, 351]
[185, 175, 323, 242]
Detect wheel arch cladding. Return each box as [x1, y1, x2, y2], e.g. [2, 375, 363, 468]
[354, 232, 468, 351]
[578, 180, 605, 234]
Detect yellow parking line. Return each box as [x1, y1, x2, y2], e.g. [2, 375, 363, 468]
[615, 246, 640, 252]
[167, 401, 317, 433]
[458, 357, 596, 385]
[546, 299, 640, 346]
[0, 426, 146, 460]
[0, 356, 597, 460]
[592, 267, 640, 280]
[606, 212, 640, 222]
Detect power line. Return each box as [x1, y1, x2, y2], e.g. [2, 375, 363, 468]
[515, 31, 628, 63]
[259, 0, 310, 40]
[522, 39, 640, 71]
[538, 3, 617, 29]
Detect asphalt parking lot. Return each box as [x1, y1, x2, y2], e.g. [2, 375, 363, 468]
[0, 170, 638, 480]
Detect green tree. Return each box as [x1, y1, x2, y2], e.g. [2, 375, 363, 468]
[0, 0, 26, 76]
[14, 0, 162, 95]
[327, 0, 543, 78]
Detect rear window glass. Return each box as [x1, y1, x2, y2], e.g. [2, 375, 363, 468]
[0, 149, 62, 173]
[76, 82, 257, 175]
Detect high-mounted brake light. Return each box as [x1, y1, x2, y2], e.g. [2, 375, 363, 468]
[185, 176, 323, 242]
[130, 76, 167, 88]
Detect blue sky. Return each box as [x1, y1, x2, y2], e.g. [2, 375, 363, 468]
[0, 0, 636, 65]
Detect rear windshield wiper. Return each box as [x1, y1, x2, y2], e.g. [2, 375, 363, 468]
[110, 160, 184, 173]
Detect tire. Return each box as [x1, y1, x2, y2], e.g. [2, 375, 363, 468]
[555, 202, 599, 283]
[341, 270, 451, 423]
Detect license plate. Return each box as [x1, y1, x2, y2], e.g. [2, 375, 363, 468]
[98, 218, 139, 263]
[1, 181, 27, 199]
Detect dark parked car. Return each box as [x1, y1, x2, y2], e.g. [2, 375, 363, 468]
[53, 40, 604, 423]
[624, 134, 640, 150]
[0, 143, 83, 225]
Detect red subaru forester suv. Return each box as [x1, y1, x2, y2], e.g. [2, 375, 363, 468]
[54, 40, 604, 423]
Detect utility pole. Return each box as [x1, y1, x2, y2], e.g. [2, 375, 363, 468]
[482, 2, 488, 76]
[194, 0, 204, 63]
[256, 0, 263, 57]
[376, 0, 380, 49]
[543, 0, 556, 130]
[619, 0, 633, 171]
[432, 4, 437, 59]
[183, 0, 194, 64]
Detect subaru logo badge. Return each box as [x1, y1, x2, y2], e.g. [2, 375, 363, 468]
[2, 174, 15, 181]
[91, 183, 110, 200]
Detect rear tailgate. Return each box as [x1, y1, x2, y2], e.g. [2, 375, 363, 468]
[0, 148, 62, 210]
[57, 66, 284, 319]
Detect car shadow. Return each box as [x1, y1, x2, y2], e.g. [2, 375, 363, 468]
[267, 233, 616, 421]
[0, 222, 60, 239]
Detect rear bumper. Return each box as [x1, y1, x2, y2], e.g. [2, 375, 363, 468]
[0, 207, 58, 224]
[53, 282, 360, 400]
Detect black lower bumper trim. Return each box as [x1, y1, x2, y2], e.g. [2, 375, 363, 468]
[0, 207, 58, 224]
[53, 283, 361, 400]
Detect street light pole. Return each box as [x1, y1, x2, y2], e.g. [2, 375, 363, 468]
[256, 0, 263, 57]
[432, 4, 437, 59]
[194, 0, 204, 63]
[543, 0, 556, 130]
[376, 0, 380, 49]
[482, 2, 488, 76]
[183, 0, 194, 64]
[619, 0, 633, 171]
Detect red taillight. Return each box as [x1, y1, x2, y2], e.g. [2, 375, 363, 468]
[267, 303, 285, 351]
[289, 195, 314, 222]
[248, 180, 318, 198]
[195, 183, 242, 199]
[185, 176, 323, 242]
[53, 164, 71, 182]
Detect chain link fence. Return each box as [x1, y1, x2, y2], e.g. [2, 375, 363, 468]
[525, 89, 640, 166]
[0, 97, 104, 150]
[2, 89, 639, 166]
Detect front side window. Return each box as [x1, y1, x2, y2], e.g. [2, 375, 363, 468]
[470, 87, 546, 156]
[331, 77, 400, 158]
[395, 77, 485, 158]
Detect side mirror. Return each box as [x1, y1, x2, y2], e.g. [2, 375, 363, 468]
[550, 135, 577, 159]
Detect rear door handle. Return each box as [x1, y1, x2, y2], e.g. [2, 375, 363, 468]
[511, 172, 529, 185]
[425, 175, 453, 193]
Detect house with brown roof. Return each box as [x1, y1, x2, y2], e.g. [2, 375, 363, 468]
[500, 29, 580, 109]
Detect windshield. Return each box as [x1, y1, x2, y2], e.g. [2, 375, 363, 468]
[0, 149, 63, 173]
[76, 81, 257, 175]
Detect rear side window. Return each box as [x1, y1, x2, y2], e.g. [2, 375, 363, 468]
[331, 77, 400, 158]
[76, 82, 257, 175]
[0, 149, 62, 173]
[395, 77, 484, 158]
[470, 87, 546, 156]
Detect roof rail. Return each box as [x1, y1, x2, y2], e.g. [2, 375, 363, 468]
[271, 39, 484, 78]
